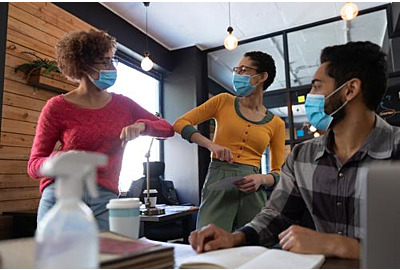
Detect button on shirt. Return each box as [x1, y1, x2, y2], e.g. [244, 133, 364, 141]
[173, 93, 285, 181]
[239, 115, 400, 247]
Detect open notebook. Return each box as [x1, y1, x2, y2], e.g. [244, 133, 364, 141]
[178, 246, 325, 269]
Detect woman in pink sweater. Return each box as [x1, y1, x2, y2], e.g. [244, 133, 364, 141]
[28, 30, 174, 230]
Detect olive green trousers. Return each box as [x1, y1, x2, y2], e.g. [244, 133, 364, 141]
[196, 160, 268, 232]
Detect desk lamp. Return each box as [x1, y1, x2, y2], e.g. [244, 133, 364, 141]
[141, 137, 165, 215]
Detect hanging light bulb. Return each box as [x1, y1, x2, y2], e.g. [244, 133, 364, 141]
[141, 2, 153, 72]
[141, 52, 154, 72]
[313, 132, 321, 138]
[309, 125, 317, 132]
[340, 2, 359, 21]
[224, 3, 238, 50]
[224, 27, 238, 50]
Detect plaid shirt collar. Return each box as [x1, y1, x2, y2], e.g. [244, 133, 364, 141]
[313, 114, 393, 162]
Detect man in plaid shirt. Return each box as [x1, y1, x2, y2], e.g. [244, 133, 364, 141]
[189, 41, 400, 259]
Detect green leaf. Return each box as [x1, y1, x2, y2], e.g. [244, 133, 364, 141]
[14, 51, 61, 77]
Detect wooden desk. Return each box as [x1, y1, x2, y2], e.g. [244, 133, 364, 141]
[147, 239, 361, 269]
[322, 257, 359, 269]
[0, 235, 360, 269]
[140, 206, 198, 244]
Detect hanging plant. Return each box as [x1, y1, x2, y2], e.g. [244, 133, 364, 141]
[14, 51, 60, 79]
[14, 51, 77, 93]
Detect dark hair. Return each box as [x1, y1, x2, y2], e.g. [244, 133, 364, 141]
[244, 51, 276, 90]
[56, 29, 116, 81]
[320, 41, 387, 111]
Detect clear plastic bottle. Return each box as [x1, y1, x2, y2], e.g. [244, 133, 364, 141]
[35, 151, 107, 269]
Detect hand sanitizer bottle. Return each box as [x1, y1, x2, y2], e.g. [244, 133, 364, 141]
[35, 151, 108, 269]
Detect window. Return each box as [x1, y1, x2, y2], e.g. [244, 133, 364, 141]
[207, 6, 390, 175]
[287, 9, 388, 87]
[108, 62, 160, 192]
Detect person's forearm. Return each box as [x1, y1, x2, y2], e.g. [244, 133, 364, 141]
[325, 235, 360, 259]
[232, 231, 246, 247]
[190, 132, 213, 150]
[262, 174, 275, 187]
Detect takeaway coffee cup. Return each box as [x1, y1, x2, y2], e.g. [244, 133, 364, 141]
[106, 198, 141, 239]
[142, 189, 158, 207]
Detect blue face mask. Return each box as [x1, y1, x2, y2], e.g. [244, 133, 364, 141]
[305, 81, 349, 131]
[87, 67, 117, 90]
[232, 73, 260, 96]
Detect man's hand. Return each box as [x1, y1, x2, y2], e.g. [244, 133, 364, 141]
[189, 224, 243, 253]
[120, 122, 146, 147]
[208, 143, 233, 164]
[235, 174, 265, 193]
[278, 225, 360, 258]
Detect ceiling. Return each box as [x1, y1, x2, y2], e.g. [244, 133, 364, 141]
[102, 2, 386, 51]
[102, 2, 389, 123]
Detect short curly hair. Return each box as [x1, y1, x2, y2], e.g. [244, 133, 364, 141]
[56, 29, 116, 81]
[244, 51, 276, 90]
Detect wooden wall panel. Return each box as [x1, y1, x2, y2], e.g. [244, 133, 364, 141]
[1, 119, 36, 136]
[7, 28, 56, 59]
[0, 187, 40, 202]
[0, 146, 31, 161]
[0, 3, 97, 238]
[1, 132, 34, 148]
[2, 105, 40, 123]
[8, 4, 66, 39]
[3, 92, 47, 112]
[7, 17, 60, 47]
[4, 79, 58, 102]
[0, 199, 41, 213]
[0, 175, 38, 188]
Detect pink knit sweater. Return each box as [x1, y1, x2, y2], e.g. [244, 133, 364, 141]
[28, 93, 174, 194]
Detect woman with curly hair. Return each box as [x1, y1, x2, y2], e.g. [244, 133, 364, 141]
[28, 29, 174, 230]
[174, 51, 285, 232]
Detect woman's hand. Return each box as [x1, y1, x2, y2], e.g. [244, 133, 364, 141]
[120, 123, 146, 147]
[235, 174, 265, 193]
[208, 143, 233, 164]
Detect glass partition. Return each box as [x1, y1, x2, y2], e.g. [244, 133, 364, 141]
[206, 5, 390, 163]
[208, 35, 286, 93]
[288, 9, 388, 87]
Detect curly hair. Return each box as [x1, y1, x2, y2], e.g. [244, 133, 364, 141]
[56, 29, 116, 81]
[244, 51, 276, 90]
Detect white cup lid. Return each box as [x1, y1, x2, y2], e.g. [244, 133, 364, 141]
[106, 198, 141, 209]
[143, 189, 158, 194]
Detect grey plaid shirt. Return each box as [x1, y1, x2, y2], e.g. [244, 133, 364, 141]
[239, 115, 400, 247]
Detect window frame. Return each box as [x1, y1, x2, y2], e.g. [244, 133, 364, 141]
[114, 49, 165, 163]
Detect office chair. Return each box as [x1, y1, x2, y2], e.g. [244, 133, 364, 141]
[127, 162, 194, 242]
[127, 161, 179, 205]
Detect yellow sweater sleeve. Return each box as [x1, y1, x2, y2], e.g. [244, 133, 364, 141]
[269, 117, 286, 181]
[173, 93, 228, 141]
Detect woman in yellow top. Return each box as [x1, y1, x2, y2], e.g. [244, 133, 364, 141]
[173, 51, 285, 232]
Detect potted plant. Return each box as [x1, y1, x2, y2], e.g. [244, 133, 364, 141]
[14, 52, 77, 93]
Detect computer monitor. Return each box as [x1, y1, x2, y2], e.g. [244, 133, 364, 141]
[361, 163, 400, 268]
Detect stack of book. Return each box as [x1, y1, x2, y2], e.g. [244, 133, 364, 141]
[100, 232, 174, 268]
[0, 232, 174, 269]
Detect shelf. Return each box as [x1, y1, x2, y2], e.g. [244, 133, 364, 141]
[27, 68, 78, 93]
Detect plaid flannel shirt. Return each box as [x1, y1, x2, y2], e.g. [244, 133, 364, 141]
[238, 115, 400, 247]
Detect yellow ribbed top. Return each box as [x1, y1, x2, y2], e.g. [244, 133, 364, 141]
[173, 93, 285, 174]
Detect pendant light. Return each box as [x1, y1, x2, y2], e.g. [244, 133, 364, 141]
[224, 2, 238, 50]
[341, 2, 359, 21]
[141, 2, 154, 72]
